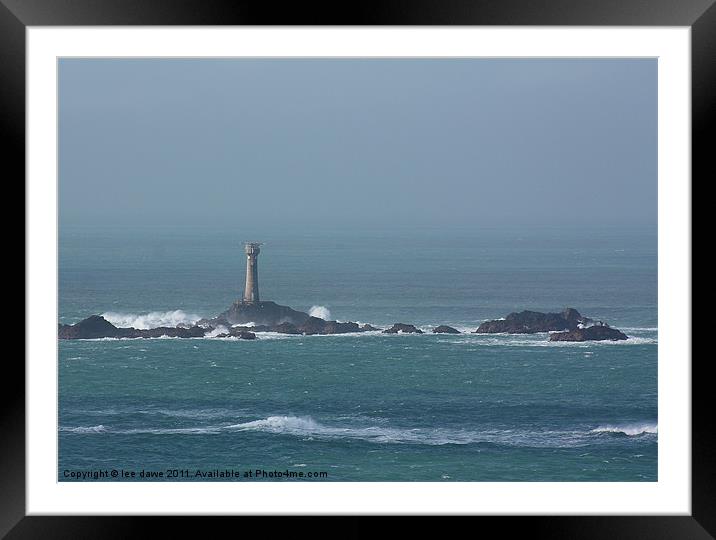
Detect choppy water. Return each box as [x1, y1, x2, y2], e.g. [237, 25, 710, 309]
[59, 225, 657, 481]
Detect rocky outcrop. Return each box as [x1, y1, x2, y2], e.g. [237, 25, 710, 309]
[60, 297, 426, 340]
[383, 323, 423, 334]
[474, 308, 593, 334]
[217, 328, 257, 340]
[433, 325, 460, 334]
[58, 315, 125, 339]
[297, 317, 363, 335]
[137, 326, 207, 338]
[58, 315, 254, 340]
[229, 317, 378, 335]
[62, 303, 627, 343]
[212, 303, 375, 335]
[270, 322, 302, 335]
[360, 324, 382, 332]
[200, 300, 311, 327]
[473, 308, 629, 341]
[549, 325, 628, 342]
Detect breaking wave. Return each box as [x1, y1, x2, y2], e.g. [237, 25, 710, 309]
[60, 416, 657, 447]
[308, 305, 331, 320]
[204, 325, 229, 338]
[225, 416, 657, 446]
[101, 310, 201, 330]
[591, 423, 658, 436]
[60, 425, 107, 433]
[438, 334, 657, 346]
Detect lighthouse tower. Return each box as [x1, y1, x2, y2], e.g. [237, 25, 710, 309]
[242, 242, 262, 304]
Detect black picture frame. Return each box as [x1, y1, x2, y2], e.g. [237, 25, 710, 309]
[5, 1, 707, 537]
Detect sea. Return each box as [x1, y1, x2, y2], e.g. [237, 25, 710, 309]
[58, 225, 657, 481]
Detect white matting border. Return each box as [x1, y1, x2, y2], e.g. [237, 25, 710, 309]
[26, 26, 690, 515]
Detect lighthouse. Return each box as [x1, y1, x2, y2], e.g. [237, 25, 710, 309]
[242, 242, 262, 304]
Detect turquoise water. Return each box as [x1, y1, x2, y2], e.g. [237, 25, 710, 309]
[59, 226, 657, 481]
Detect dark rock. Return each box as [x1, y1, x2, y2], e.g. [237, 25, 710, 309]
[361, 324, 382, 332]
[298, 317, 362, 335]
[198, 300, 378, 335]
[239, 325, 272, 332]
[59, 315, 126, 339]
[320, 320, 361, 334]
[200, 300, 311, 327]
[561, 308, 584, 327]
[298, 316, 331, 335]
[239, 317, 375, 335]
[272, 322, 301, 334]
[61, 305, 413, 339]
[142, 326, 193, 338]
[433, 325, 460, 334]
[549, 325, 628, 342]
[474, 308, 592, 334]
[136, 326, 206, 338]
[58, 315, 211, 340]
[226, 326, 260, 339]
[238, 317, 372, 336]
[383, 323, 423, 334]
[227, 330, 256, 340]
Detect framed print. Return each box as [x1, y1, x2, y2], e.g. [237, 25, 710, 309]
[6, 0, 708, 537]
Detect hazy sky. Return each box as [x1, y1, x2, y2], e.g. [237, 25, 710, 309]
[59, 58, 656, 228]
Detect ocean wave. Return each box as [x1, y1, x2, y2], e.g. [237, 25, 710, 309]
[244, 332, 295, 341]
[60, 425, 107, 433]
[102, 310, 201, 330]
[223, 416, 597, 446]
[620, 327, 658, 332]
[204, 325, 229, 338]
[591, 423, 658, 436]
[60, 415, 656, 448]
[77, 332, 656, 345]
[453, 326, 481, 333]
[300, 330, 384, 338]
[435, 334, 657, 346]
[223, 415, 464, 444]
[122, 426, 225, 435]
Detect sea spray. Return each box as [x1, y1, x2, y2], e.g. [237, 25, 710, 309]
[102, 310, 201, 329]
[308, 306, 331, 320]
[591, 423, 658, 436]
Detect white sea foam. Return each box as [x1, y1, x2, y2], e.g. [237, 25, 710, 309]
[231, 415, 322, 432]
[620, 327, 658, 331]
[102, 310, 201, 329]
[123, 426, 225, 435]
[591, 423, 658, 436]
[222, 416, 658, 447]
[308, 330, 383, 338]
[309, 305, 331, 320]
[60, 425, 107, 433]
[249, 332, 296, 341]
[439, 334, 657, 347]
[204, 325, 228, 338]
[225, 415, 466, 444]
[59, 416, 658, 446]
[454, 326, 479, 333]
